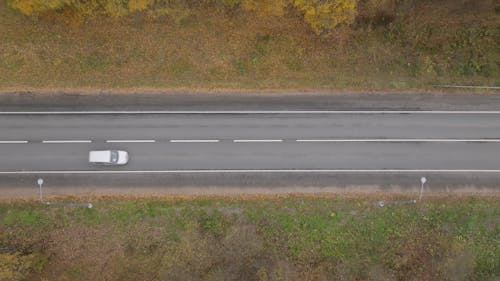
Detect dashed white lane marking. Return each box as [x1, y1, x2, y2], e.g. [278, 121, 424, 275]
[170, 139, 220, 143]
[1, 111, 500, 115]
[107, 140, 156, 143]
[4, 139, 500, 145]
[234, 139, 283, 143]
[296, 139, 500, 143]
[42, 140, 92, 143]
[1, 169, 500, 174]
[5, 139, 500, 144]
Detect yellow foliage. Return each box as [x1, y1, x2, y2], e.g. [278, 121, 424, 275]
[128, 0, 152, 12]
[103, 0, 129, 18]
[8, 0, 72, 15]
[8, 0, 357, 36]
[293, 0, 357, 35]
[71, 0, 100, 18]
[242, 0, 287, 17]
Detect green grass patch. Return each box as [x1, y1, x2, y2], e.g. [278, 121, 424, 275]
[1, 195, 498, 280]
[3, 209, 44, 226]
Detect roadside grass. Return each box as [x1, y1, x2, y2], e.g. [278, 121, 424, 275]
[0, 194, 498, 280]
[0, 0, 498, 91]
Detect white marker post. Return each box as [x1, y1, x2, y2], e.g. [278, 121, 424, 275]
[37, 178, 48, 205]
[36, 178, 92, 208]
[37, 178, 43, 202]
[419, 177, 427, 201]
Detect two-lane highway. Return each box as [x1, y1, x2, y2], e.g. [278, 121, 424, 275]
[1, 111, 500, 173]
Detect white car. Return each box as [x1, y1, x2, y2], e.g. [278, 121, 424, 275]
[89, 150, 129, 165]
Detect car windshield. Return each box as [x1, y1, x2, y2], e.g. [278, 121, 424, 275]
[110, 151, 119, 163]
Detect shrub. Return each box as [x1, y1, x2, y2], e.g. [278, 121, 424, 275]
[8, 0, 72, 15]
[103, 0, 129, 17]
[8, 0, 357, 36]
[128, 0, 152, 12]
[292, 0, 357, 35]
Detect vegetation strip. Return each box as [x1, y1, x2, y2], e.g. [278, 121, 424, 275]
[1, 1, 497, 90]
[1, 195, 498, 280]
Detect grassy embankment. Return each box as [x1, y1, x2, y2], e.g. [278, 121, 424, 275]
[0, 194, 498, 280]
[0, 0, 498, 91]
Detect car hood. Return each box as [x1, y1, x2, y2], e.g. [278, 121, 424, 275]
[117, 151, 129, 165]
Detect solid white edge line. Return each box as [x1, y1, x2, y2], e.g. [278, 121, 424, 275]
[107, 140, 156, 143]
[170, 140, 220, 143]
[234, 139, 283, 143]
[1, 110, 500, 114]
[42, 140, 92, 143]
[1, 169, 500, 174]
[0, 141, 28, 144]
[432, 85, 500, 89]
[296, 139, 500, 142]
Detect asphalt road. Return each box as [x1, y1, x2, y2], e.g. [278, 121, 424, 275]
[1, 91, 499, 194]
[1, 112, 500, 172]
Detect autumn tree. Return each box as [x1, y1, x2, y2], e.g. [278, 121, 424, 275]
[8, 0, 357, 35]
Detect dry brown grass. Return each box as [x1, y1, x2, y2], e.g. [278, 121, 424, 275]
[0, 0, 498, 91]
